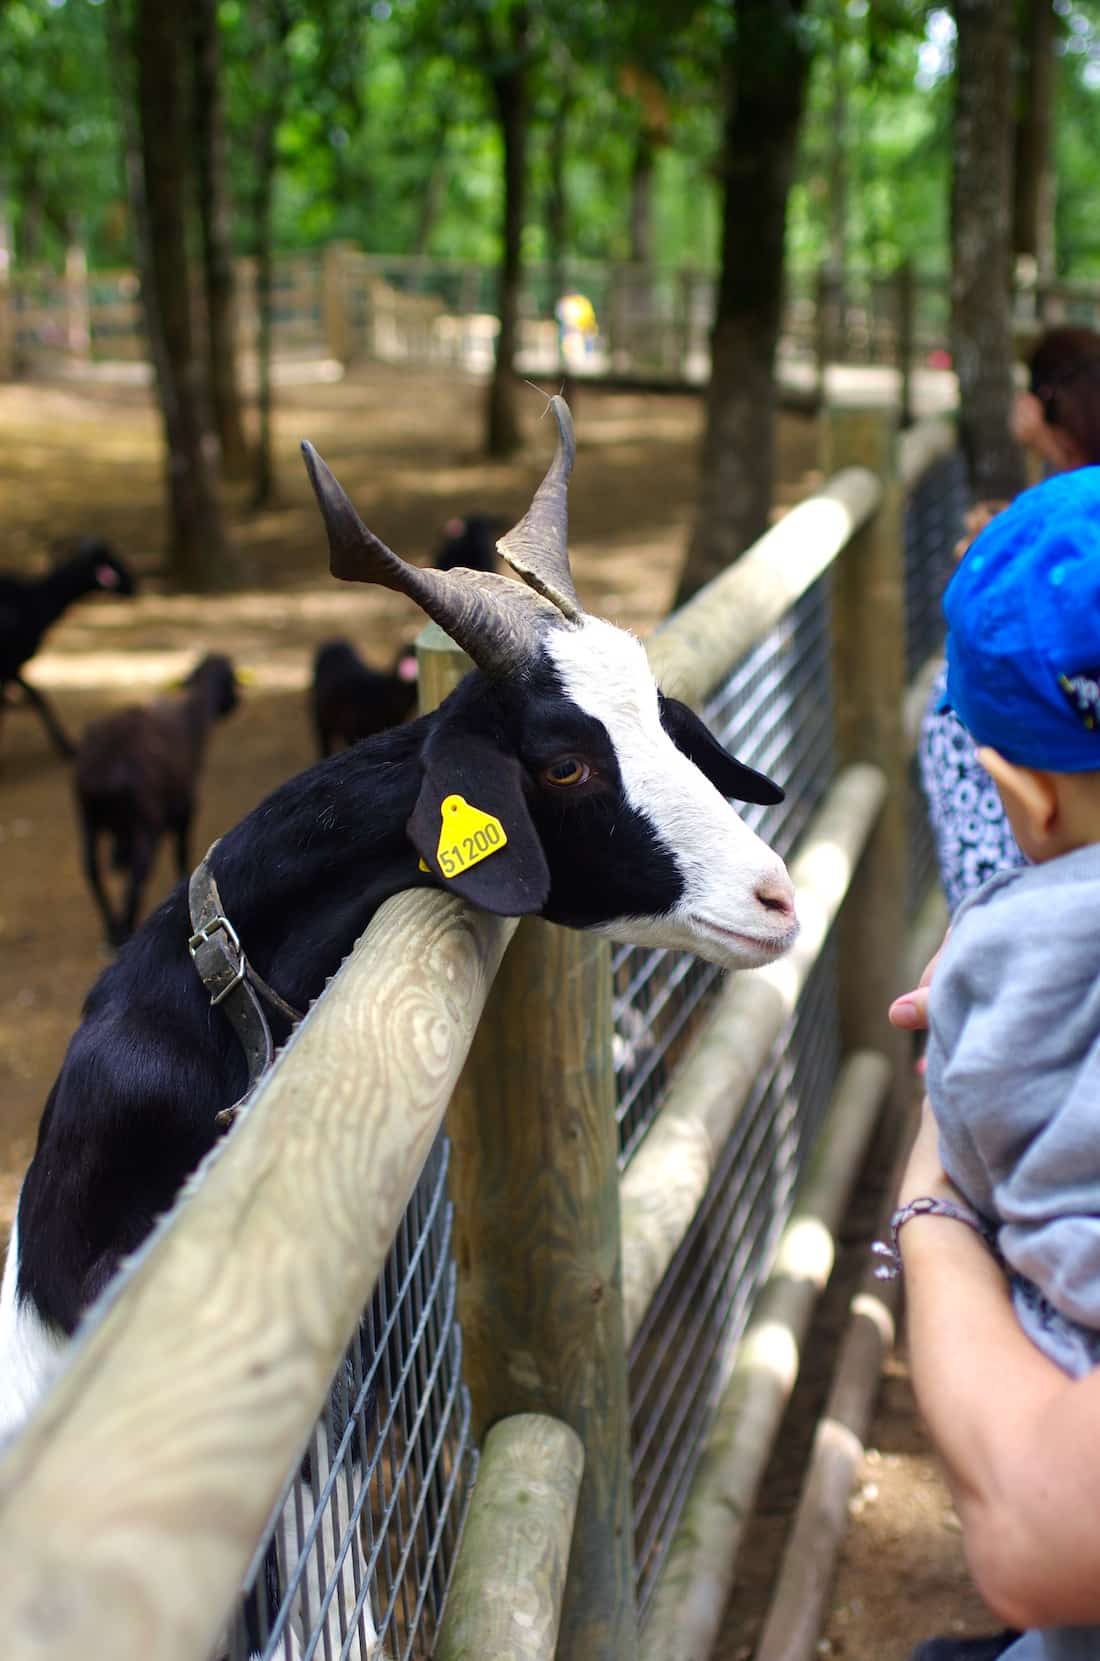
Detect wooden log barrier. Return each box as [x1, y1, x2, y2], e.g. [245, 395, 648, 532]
[435, 1413, 585, 1661]
[620, 762, 887, 1346]
[638, 1048, 892, 1661]
[645, 467, 881, 709]
[0, 889, 514, 1661]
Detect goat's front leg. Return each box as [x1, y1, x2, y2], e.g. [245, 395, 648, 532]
[80, 823, 123, 949]
[14, 674, 75, 758]
[119, 830, 158, 945]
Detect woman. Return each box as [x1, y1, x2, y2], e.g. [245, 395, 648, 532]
[891, 967, 1100, 1661]
[919, 327, 1100, 912]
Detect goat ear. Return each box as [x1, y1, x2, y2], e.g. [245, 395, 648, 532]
[408, 730, 551, 916]
[659, 694, 785, 805]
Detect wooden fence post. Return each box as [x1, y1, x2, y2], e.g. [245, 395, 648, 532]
[895, 259, 915, 428]
[823, 406, 910, 1094]
[418, 629, 637, 1661]
[64, 245, 91, 360]
[322, 240, 354, 368]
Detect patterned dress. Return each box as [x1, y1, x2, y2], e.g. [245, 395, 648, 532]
[918, 665, 1028, 913]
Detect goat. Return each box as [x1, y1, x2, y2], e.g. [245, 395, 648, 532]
[0, 538, 137, 758]
[433, 512, 500, 573]
[73, 653, 241, 948]
[309, 637, 418, 757]
[0, 398, 797, 1656]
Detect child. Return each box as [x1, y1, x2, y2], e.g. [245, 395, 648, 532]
[923, 464, 1100, 1380]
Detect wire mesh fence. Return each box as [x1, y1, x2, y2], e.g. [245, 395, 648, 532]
[902, 445, 970, 918]
[902, 447, 970, 683]
[629, 938, 841, 1619]
[614, 577, 836, 1166]
[225, 1135, 475, 1661]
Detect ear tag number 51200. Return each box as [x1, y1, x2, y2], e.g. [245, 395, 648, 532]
[434, 793, 508, 878]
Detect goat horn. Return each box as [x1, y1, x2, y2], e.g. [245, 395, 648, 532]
[301, 442, 567, 680]
[496, 395, 583, 621]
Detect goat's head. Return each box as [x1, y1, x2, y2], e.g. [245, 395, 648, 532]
[186, 653, 241, 719]
[73, 538, 138, 598]
[301, 401, 798, 970]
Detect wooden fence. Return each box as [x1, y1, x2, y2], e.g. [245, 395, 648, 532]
[0, 405, 963, 1661]
[3, 245, 1098, 401]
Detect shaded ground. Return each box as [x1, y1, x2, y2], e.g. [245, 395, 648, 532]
[0, 361, 992, 1658]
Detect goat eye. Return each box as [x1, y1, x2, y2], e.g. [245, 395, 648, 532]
[542, 756, 590, 787]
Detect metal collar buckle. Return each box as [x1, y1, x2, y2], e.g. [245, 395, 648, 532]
[188, 913, 246, 1005]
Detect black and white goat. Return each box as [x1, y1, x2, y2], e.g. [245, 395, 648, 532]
[0, 538, 137, 757]
[309, 637, 419, 756]
[0, 399, 797, 1655]
[74, 653, 241, 947]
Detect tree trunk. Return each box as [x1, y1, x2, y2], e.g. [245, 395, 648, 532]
[952, 0, 1027, 503]
[1013, 0, 1056, 285]
[485, 9, 530, 461]
[545, 85, 569, 312]
[629, 128, 655, 268]
[248, 1, 292, 508]
[134, 0, 234, 589]
[675, 0, 811, 607]
[192, 0, 251, 479]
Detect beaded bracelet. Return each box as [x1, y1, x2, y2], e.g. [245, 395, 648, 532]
[872, 1195, 999, 1280]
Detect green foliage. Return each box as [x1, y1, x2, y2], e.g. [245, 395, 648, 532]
[0, 0, 1097, 286]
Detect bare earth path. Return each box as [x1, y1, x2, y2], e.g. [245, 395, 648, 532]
[0, 361, 995, 1659]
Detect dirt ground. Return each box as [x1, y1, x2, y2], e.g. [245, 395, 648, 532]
[0, 361, 999, 1658]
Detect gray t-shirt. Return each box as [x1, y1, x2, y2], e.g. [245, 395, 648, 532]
[926, 841, 1100, 1377]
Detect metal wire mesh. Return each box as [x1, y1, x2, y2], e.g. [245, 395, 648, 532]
[226, 1136, 475, 1661]
[614, 577, 836, 1166]
[629, 939, 842, 1619]
[902, 446, 970, 917]
[903, 448, 971, 683]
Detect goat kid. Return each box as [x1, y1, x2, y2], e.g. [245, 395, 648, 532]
[74, 653, 241, 947]
[310, 637, 418, 757]
[0, 538, 137, 757]
[0, 399, 797, 1655]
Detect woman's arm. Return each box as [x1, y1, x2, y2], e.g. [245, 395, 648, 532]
[898, 1103, 1100, 1629]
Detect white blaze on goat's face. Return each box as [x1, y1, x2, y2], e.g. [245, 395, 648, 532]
[546, 617, 798, 970]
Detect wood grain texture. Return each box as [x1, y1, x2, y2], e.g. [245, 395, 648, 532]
[897, 416, 957, 493]
[646, 466, 881, 709]
[435, 1413, 584, 1661]
[638, 1050, 891, 1661]
[0, 888, 514, 1661]
[620, 762, 887, 1346]
[447, 917, 639, 1661]
[825, 409, 911, 1085]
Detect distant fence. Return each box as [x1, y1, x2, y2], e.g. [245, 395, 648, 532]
[3, 245, 1098, 398]
[0, 406, 963, 1661]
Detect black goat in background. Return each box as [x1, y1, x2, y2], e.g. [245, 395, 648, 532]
[433, 513, 501, 573]
[0, 538, 137, 757]
[309, 637, 419, 757]
[74, 653, 241, 946]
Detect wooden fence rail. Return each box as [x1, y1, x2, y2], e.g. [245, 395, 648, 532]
[0, 405, 963, 1661]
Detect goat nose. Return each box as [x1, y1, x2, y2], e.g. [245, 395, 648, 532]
[755, 871, 796, 922]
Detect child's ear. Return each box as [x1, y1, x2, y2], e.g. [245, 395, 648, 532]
[977, 747, 1058, 841]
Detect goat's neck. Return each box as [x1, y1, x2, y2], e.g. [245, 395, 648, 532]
[33, 562, 101, 628]
[210, 729, 429, 1012]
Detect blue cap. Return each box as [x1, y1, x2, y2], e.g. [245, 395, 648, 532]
[939, 466, 1100, 772]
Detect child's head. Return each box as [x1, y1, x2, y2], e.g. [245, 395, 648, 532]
[940, 466, 1100, 862]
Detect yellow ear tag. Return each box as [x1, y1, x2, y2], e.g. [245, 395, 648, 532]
[435, 793, 508, 879]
